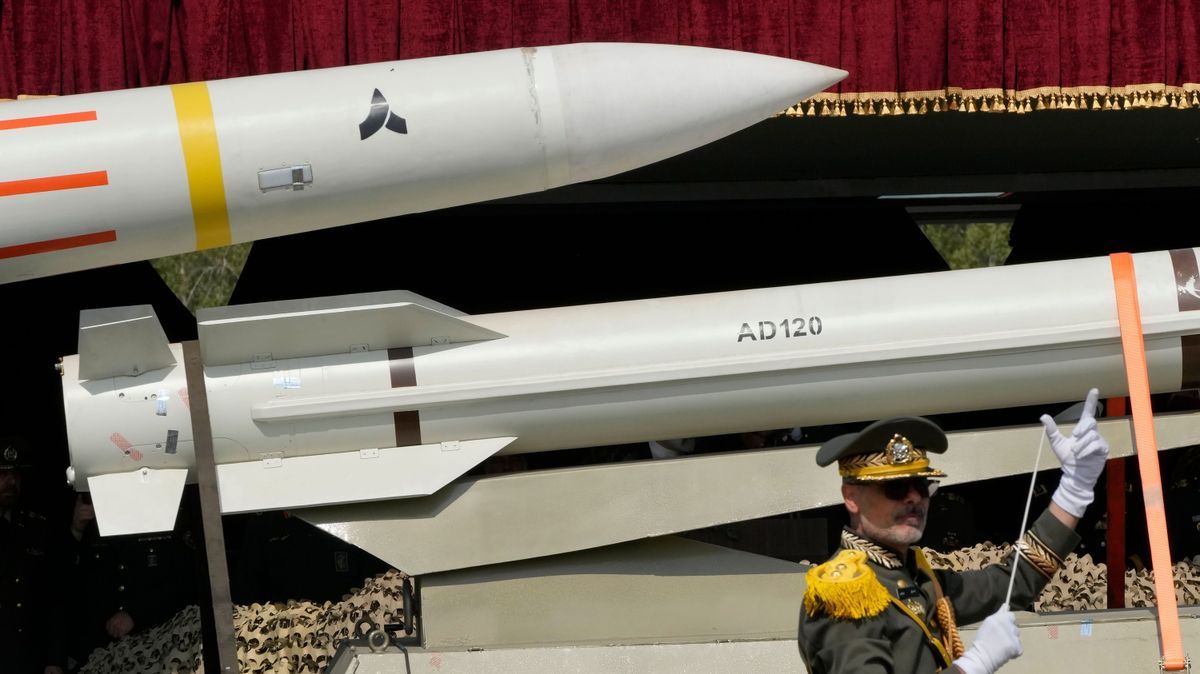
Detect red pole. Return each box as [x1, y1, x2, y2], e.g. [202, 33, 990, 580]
[1106, 397, 1127, 609]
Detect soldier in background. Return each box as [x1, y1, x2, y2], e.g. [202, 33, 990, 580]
[69, 492, 199, 665]
[0, 437, 68, 674]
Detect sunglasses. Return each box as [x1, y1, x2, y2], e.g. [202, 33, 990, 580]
[876, 478, 939, 501]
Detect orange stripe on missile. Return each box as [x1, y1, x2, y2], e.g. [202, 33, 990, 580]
[0, 110, 97, 131]
[0, 171, 109, 197]
[0, 230, 117, 259]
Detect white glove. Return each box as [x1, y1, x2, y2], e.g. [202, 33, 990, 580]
[952, 606, 1023, 674]
[1041, 388, 1110, 518]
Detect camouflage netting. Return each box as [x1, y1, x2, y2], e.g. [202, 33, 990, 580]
[79, 569, 410, 674]
[79, 550, 1200, 672]
[924, 543, 1200, 611]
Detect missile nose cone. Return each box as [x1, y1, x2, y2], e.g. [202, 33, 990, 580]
[541, 43, 847, 184]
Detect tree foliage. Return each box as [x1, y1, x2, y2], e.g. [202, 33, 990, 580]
[150, 243, 251, 313]
[148, 224, 1010, 313]
[920, 222, 1012, 270]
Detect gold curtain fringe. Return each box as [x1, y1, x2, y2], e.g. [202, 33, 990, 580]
[784, 85, 1200, 117]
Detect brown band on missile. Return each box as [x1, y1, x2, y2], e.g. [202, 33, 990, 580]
[1169, 249, 1200, 312]
[388, 347, 422, 446]
[1182, 335, 1200, 390]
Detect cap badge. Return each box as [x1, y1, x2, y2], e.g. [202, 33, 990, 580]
[887, 434, 913, 465]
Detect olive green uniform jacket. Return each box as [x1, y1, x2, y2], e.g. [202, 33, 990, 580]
[798, 509, 1079, 673]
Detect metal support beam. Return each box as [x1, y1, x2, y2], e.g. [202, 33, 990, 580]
[182, 340, 238, 672]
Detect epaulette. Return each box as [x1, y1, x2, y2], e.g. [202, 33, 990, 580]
[803, 549, 891, 620]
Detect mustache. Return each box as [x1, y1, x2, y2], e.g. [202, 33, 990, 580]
[895, 504, 926, 520]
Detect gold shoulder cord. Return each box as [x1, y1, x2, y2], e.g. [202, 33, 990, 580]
[914, 548, 964, 664]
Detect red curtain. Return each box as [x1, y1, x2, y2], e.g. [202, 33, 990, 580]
[2, 0, 1198, 113]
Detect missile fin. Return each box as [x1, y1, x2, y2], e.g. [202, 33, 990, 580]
[214, 436, 515, 514]
[87, 467, 188, 536]
[197, 290, 504, 366]
[77, 305, 177, 380]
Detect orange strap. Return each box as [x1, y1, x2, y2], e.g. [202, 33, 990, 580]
[1110, 253, 1187, 670]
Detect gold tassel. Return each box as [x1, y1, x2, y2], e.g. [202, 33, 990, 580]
[819, 101, 829, 116]
[893, 99, 905, 115]
[803, 550, 891, 620]
[933, 98, 943, 112]
[934, 597, 966, 660]
[966, 97, 977, 113]
[947, 96, 959, 111]
[1091, 94, 1101, 110]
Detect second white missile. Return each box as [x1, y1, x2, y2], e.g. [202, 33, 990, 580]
[0, 43, 845, 283]
[60, 248, 1200, 535]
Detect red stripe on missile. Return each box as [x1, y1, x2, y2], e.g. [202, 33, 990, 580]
[388, 347, 422, 446]
[0, 230, 117, 260]
[0, 171, 109, 197]
[0, 110, 97, 131]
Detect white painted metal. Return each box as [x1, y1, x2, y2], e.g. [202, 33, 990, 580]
[214, 436, 514, 514]
[301, 411, 1200, 575]
[331, 609, 1200, 673]
[87, 467, 188, 536]
[77, 305, 176, 380]
[249, 248, 1192, 455]
[197, 293, 504, 366]
[59, 248, 1200, 535]
[0, 44, 845, 283]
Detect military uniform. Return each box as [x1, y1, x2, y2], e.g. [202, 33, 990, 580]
[798, 510, 1079, 673]
[0, 507, 69, 674]
[0, 437, 69, 674]
[73, 527, 199, 662]
[796, 414, 1092, 674]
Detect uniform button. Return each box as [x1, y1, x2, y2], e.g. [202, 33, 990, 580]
[117, 564, 125, 571]
[118, 585, 125, 592]
[12, 577, 18, 584]
[15, 602, 20, 609]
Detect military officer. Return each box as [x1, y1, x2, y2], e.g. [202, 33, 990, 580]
[0, 438, 67, 674]
[798, 389, 1109, 674]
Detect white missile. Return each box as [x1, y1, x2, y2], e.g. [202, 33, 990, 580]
[60, 248, 1200, 535]
[0, 43, 844, 284]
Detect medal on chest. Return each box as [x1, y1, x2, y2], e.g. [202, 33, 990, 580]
[897, 581, 926, 619]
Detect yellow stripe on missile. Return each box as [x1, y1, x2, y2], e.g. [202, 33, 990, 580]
[170, 83, 231, 249]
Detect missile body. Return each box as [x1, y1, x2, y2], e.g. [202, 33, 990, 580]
[0, 44, 844, 283]
[61, 248, 1200, 535]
